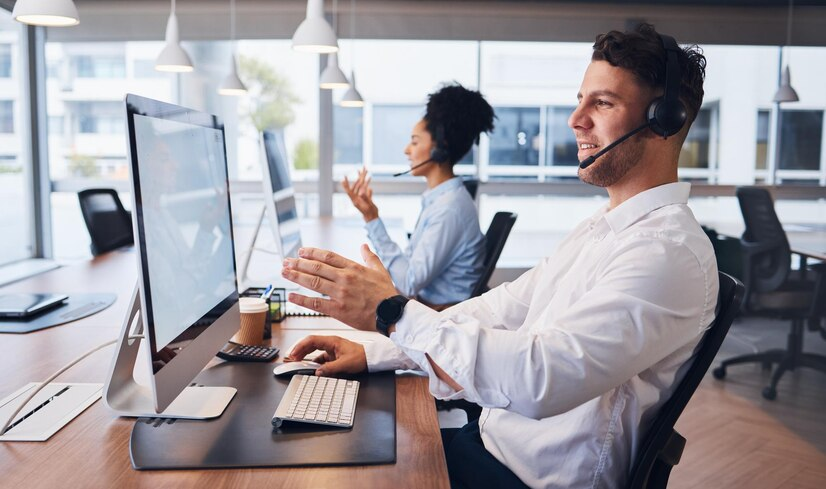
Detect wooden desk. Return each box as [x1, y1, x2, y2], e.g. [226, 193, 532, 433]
[0, 251, 449, 488]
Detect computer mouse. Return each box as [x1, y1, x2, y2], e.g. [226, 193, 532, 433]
[273, 360, 322, 377]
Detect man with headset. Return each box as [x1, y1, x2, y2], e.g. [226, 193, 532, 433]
[282, 24, 718, 488]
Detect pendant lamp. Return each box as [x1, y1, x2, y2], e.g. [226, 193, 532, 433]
[319, 0, 348, 89]
[292, 0, 338, 54]
[773, 0, 799, 103]
[155, 0, 194, 73]
[219, 0, 247, 96]
[12, 0, 79, 27]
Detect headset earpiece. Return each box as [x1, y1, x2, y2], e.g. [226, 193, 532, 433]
[429, 123, 450, 163]
[646, 34, 687, 138]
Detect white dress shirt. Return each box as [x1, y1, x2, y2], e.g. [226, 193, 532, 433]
[365, 177, 485, 305]
[363, 182, 719, 488]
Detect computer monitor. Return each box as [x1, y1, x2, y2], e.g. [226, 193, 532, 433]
[260, 129, 302, 259]
[103, 94, 239, 418]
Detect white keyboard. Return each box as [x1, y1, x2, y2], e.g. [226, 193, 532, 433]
[272, 375, 359, 429]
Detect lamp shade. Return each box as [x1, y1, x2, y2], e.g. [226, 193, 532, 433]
[155, 12, 194, 72]
[292, 0, 339, 53]
[12, 0, 79, 27]
[319, 53, 349, 89]
[340, 72, 364, 107]
[219, 54, 247, 96]
[772, 66, 800, 103]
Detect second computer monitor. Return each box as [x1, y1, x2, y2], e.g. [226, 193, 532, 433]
[260, 129, 302, 259]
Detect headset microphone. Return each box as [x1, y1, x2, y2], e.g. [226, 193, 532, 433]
[393, 159, 434, 177]
[578, 122, 651, 170]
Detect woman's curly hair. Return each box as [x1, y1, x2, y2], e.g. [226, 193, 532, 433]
[424, 83, 495, 165]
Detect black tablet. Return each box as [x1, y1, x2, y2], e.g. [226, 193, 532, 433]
[0, 293, 69, 318]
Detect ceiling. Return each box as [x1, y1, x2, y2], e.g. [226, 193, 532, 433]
[3, 1, 826, 46]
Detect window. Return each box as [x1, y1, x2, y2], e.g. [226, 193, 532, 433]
[679, 107, 712, 169]
[755, 109, 770, 171]
[46, 39, 319, 258]
[132, 59, 164, 78]
[0, 10, 33, 266]
[778, 110, 823, 171]
[73, 101, 123, 134]
[74, 55, 126, 78]
[334, 106, 363, 166]
[49, 116, 64, 136]
[489, 107, 541, 166]
[0, 100, 12, 133]
[546, 106, 578, 167]
[372, 104, 421, 168]
[0, 43, 10, 78]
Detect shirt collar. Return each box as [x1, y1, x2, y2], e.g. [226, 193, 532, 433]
[422, 177, 464, 207]
[596, 182, 691, 235]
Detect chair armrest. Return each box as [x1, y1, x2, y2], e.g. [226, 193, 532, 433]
[739, 239, 782, 257]
[659, 430, 686, 467]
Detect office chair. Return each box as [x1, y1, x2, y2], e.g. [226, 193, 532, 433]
[471, 211, 517, 298]
[461, 177, 480, 200]
[436, 211, 517, 421]
[627, 272, 744, 489]
[712, 187, 826, 400]
[78, 188, 134, 256]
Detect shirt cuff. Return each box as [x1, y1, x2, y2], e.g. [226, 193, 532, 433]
[391, 301, 463, 398]
[364, 217, 386, 238]
[362, 334, 418, 372]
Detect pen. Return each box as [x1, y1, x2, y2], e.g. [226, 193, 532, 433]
[260, 285, 273, 300]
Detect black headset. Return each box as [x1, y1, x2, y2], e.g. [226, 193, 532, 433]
[429, 122, 450, 163]
[647, 34, 687, 138]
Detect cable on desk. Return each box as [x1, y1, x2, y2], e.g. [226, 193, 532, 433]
[1, 335, 143, 436]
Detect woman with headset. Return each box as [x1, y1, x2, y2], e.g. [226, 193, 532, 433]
[343, 83, 495, 308]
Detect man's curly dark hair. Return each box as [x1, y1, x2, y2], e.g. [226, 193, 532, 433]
[592, 23, 707, 126]
[424, 83, 495, 165]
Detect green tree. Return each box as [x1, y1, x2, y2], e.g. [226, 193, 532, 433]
[68, 153, 98, 178]
[293, 139, 319, 170]
[239, 56, 302, 131]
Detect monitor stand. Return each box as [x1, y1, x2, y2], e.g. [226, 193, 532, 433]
[103, 286, 236, 419]
[238, 204, 270, 288]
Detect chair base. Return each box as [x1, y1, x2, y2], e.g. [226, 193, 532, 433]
[713, 319, 826, 400]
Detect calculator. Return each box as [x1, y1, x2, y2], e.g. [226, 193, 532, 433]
[216, 342, 280, 362]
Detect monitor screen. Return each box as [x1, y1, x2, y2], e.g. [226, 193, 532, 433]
[259, 129, 303, 259]
[262, 129, 292, 193]
[128, 96, 238, 370]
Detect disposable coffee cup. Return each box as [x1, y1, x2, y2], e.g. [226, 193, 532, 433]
[233, 297, 269, 345]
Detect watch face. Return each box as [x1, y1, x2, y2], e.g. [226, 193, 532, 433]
[378, 299, 403, 322]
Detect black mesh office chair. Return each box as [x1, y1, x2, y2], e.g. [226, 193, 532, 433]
[627, 272, 744, 489]
[461, 178, 480, 200]
[436, 212, 516, 421]
[78, 188, 134, 256]
[712, 187, 826, 400]
[471, 211, 517, 298]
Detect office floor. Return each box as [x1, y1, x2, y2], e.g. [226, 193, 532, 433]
[672, 316, 826, 488]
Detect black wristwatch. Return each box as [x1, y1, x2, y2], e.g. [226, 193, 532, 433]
[376, 295, 410, 336]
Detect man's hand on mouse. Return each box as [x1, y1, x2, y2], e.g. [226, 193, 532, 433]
[281, 245, 398, 332]
[287, 335, 367, 376]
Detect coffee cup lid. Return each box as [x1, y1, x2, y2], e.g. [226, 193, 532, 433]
[239, 297, 268, 314]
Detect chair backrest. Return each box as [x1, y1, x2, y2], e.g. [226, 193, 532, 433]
[471, 212, 517, 298]
[626, 271, 744, 489]
[78, 188, 134, 256]
[461, 178, 480, 200]
[736, 186, 791, 295]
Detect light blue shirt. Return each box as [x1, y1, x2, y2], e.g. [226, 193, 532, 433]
[365, 177, 485, 305]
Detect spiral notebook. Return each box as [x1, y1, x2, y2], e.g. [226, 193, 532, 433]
[285, 302, 328, 317]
